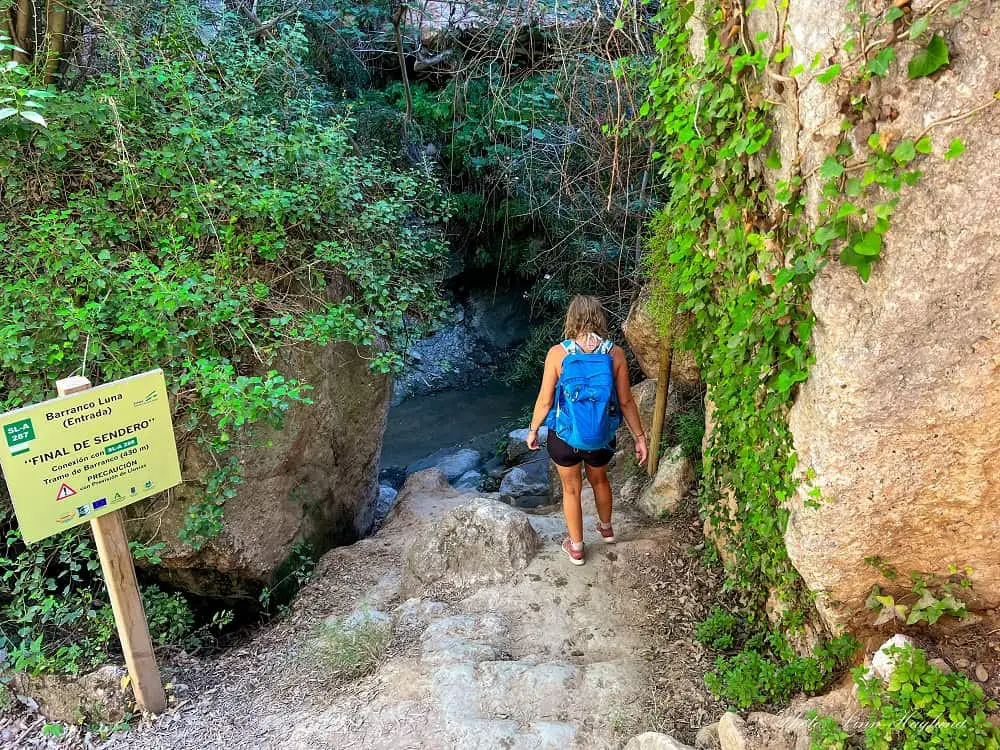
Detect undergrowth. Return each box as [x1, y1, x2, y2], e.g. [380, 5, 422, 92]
[313, 610, 392, 681]
[808, 644, 1000, 750]
[0, 1, 448, 675]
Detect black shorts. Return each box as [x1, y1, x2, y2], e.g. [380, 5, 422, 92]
[547, 432, 616, 468]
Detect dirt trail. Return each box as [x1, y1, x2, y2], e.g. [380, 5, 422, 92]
[87, 469, 725, 749]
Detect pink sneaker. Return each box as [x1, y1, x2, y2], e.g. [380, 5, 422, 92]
[562, 538, 585, 565]
[596, 521, 616, 544]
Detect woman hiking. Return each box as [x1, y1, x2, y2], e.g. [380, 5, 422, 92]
[525, 295, 648, 565]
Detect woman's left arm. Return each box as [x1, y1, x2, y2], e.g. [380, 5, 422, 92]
[613, 346, 648, 465]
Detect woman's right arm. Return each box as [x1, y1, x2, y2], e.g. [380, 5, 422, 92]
[526, 345, 561, 450]
[613, 346, 647, 465]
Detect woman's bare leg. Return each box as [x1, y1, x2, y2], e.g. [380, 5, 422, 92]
[557, 463, 584, 543]
[585, 464, 613, 525]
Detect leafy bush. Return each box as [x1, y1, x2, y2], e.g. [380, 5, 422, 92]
[705, 633, 858, 710]
[695, 607, 741, 650]
[808, 710, 853, 750]
[672, 403, 707, 462]
[854, 645, 1000, 750]
[0, 1, 449, 675]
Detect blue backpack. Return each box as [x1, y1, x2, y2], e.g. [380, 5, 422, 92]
[545, 337, 622, 451]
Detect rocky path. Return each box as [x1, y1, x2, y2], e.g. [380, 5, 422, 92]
[95, 469, 724, 750]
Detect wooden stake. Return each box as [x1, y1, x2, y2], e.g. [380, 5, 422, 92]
[56, 376, 166, 715]
[647, 335, 674, 477]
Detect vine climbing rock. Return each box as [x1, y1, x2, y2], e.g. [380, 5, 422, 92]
[778, 0, 1000, 633]
[623, 284, 700, 385]
[127, 341, 391, 599]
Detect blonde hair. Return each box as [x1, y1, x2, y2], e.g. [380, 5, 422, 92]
[563, 295, 609, 340]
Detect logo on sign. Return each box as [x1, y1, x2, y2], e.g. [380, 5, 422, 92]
[3, 418, 35, 455]
[92, 498, 108, 510]
[76, 505, 92, 517]
[55, 483, 77, 501]
[133, 391, 159, 407]
[56, 512, 75, 524]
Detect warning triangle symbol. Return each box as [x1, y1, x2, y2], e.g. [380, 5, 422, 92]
[56, 483, 77, 501]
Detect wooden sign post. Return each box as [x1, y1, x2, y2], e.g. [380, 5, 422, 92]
[56, 376, 166, 714]
[647, 334, 674, 478]
[0, 370, 182, 715]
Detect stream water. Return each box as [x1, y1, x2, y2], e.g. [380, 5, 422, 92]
[379, 381, 535, 477]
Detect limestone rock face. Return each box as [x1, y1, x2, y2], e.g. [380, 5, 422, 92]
[130, 341, 389, 599]
[403, 498, 539, 591]
[638, 447, 695, 518]
[783, 1, 1000, 633]
[623, 285, 700, 384]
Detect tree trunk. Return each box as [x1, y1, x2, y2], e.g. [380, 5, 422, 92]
[12, 0, 32, 64]
[44, 0, 67, 83]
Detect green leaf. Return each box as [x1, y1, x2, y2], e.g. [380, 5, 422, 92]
[853, 231, 883, 257]
[19, 110, 46, 127]
[885, 7, 904, 22]
[814, 224, 841, 245]
[0, 107, 16, 121]
[944, 138, 965, 160]
[817, 64, 842, 84]
[908, 35, 950, 79]
[765, 151, 782, 169]
[819, 156, 845, 180]
[836, 202, 860, 219]
[909, 16, 930, 40]
[915, 136, 933, 154]
[948, 0, 969, 19]
[866, 47, 896, 77]
[891, 139, 916, 164]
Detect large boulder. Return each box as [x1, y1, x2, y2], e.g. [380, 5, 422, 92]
[624, 733, 696, 750]
[407, 0, 605, 52]
[129, 341, 389, 599]
[623, 285, 700, 385]
[499, 456, 550, 507]
[406, 448, 481, 482]
[637, 447, 695, 518]
[782, 1, 1000, 633]
[403, 498, 539, 591]
[506, 426, 548, 465]
[716, 711, 809, 750]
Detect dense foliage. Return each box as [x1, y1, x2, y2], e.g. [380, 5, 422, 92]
[808, 644, 1000, 749]
[341, 7, 659, 375]
[0, 2, 449, 675]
